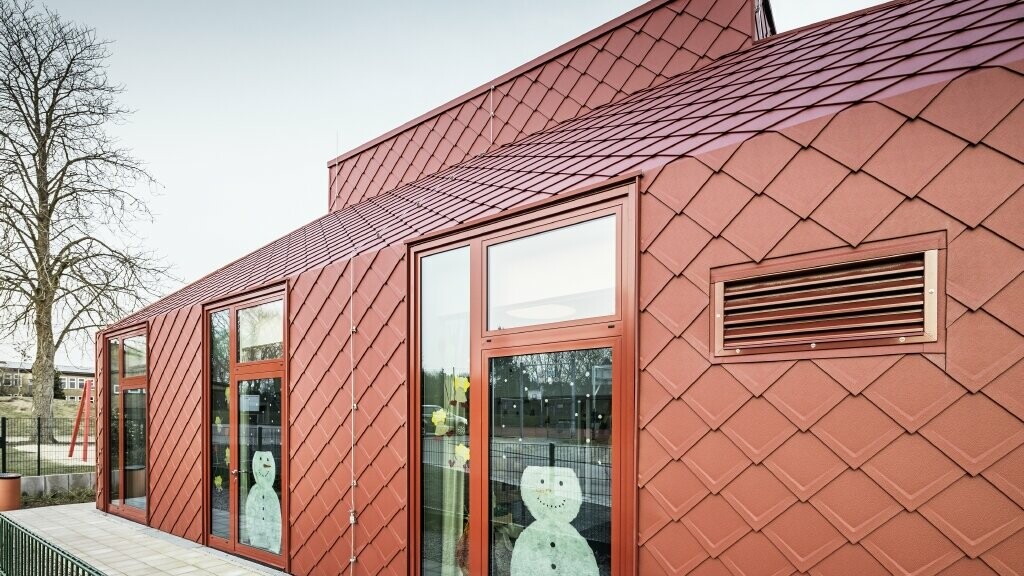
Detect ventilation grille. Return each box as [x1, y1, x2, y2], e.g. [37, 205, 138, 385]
[715, 250, 938, 356]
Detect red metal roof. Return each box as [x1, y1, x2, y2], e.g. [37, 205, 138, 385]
[114, 0, 1024, 328]
[326, 0, 759, 211]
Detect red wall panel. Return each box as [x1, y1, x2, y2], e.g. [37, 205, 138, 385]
[146, 304, 205, 542]
[636, 66, 1024, 575]
[288, 245, 408, 575]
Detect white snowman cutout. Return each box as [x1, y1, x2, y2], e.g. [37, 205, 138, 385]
[510, 466, 598, 576]
[244, 451, 281, 554]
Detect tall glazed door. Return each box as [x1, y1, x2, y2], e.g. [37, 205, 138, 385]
[206, 294, 287, 568]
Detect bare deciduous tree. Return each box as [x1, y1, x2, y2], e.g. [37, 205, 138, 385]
[0, 1, 169, 438]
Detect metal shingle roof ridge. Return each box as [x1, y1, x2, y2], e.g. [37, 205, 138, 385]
[107, 211, 345, 329]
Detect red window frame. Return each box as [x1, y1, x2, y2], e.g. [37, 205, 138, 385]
[201, 285, 289, 571]
[103, 325, 149, 525]
[408, 179, 639, 576]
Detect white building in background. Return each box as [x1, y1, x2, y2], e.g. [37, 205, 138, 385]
[0, 360, 95, 403]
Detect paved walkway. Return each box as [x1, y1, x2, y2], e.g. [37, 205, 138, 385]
[2, 503, 289, 576]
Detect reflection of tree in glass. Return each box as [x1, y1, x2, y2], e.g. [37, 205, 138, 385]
[510, 349, 610, 385]
[239, 304, 283, 362]
[491, 348, 613, 443]
[210, 310, 230, 383]
[494, 349, 612, 405]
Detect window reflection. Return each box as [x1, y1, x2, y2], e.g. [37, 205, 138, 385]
[238, 377, 282, 554]
[209, 309, 230, 539]
[123, 389, 147, 510]
[108, 339, 120, 503]
[488, 216, 616, 330]
[237, 300, 283, 362]
[489, 348, 612, 576]
[123, 336, 146, 378]
[420, 247, 471, 576]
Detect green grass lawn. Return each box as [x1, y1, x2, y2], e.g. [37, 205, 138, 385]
[6, 461, 94, 477]
[0, 396, 87, 420]
[0, 396, 96, 477]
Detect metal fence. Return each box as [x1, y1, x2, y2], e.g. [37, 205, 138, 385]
[421, 438, 612, 534]
[0, 418, 97, 477]
[488, 441, 612, 543]
[0, 514, 105, 576]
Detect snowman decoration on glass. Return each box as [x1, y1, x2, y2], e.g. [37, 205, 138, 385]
[245, 451, 281, 554]
[510, 466, 598, 576]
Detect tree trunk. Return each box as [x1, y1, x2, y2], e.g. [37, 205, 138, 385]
[32, 164, 56, 442]
[31, 302, 57, 443]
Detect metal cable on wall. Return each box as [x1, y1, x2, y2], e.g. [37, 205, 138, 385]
[348, 253, 357, 573]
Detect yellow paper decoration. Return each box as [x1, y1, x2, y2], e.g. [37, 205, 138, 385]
[431, 408, 447, 427]
[453, 376, 470, 403]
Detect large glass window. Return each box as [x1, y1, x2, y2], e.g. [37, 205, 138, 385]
[124, 389, 147, 510]
[488, 215, 616, 330]
[108, 339, 120, 503]
[237, 300, 284, 362]
[209, 309, 231, 539]
[420, 246, 471, 576]
[123, 336, 147, 378]
[489, 348, 613, 576]
[106, 332, 146, 519]
[237, 377, 282, 554]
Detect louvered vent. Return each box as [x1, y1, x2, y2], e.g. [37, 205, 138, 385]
[714, 250, 938, 356]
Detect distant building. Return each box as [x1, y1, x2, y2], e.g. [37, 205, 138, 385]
[0, 360, 95, 403]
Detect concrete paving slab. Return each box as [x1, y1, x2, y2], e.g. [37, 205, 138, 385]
[1, 503, 289, 576]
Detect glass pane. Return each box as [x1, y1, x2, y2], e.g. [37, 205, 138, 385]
[488, 216, 616, 330]
[209, 309, 231, 539]
[237, 300, 284, 362]
[489, 348, 612, 576]
[123, 336, 147, 378]
[237, 377, 282, 555]
[420, 247, 471, 576]
[108, 339, 120, 503]
[123, 389, 147, 510]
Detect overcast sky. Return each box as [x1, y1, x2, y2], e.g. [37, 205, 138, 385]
[3, 0, 877, 366]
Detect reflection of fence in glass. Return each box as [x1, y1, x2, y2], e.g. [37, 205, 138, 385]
[491, 354, 613, 443]
[0, 417, 97, 476]
[210, 424, 282, 485]
[210, 424, 282, 539]
[209, 422, 280, 483]
[420, 440, 611, 536]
